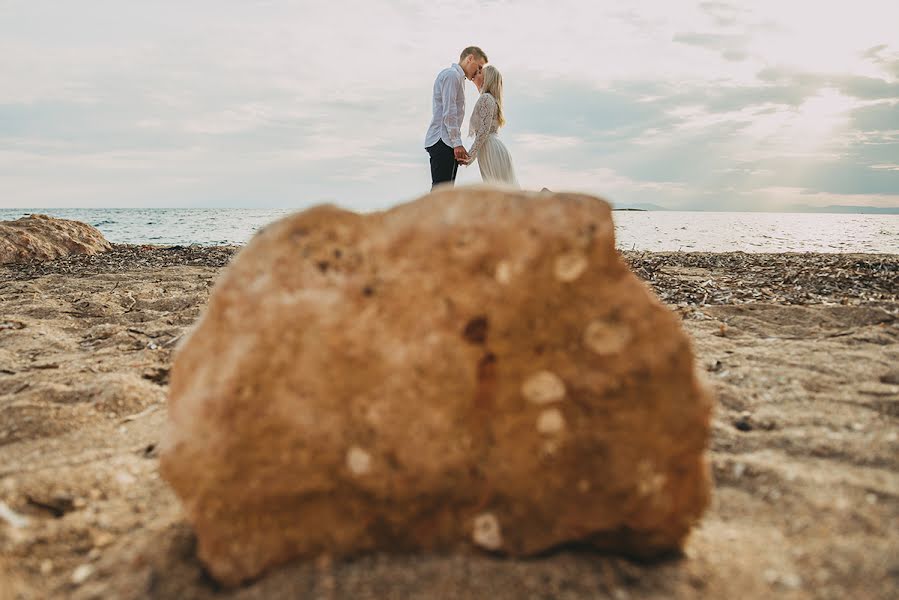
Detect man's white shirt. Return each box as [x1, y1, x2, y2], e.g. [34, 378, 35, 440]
[424, 63, 466, 149]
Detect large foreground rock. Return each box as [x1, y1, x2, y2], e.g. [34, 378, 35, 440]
[0, 214, 111, 263]
[160, 187, 714, 586]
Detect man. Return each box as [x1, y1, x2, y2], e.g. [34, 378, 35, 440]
[424, 46, 488, 189]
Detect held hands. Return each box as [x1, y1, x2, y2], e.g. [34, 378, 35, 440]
[453, 146, 470, 164]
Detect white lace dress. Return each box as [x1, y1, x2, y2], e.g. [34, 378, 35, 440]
[468, 93, 518, 186]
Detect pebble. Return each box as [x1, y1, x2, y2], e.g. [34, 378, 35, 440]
[115, 471, 136, 486]
[472, 513, 503, 550]
[0, 500, 29, 528]
[71, 564, 94, 585]
[613, 589, 630, 600]
[764, 568, 801, 587]
[781, 573, 803, 589]
[346, 446, 372, 476]
[40, 560, 53, 575]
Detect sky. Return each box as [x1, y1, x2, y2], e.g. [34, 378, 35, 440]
[1, 0, 898, 212]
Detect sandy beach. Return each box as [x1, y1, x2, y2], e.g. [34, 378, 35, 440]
[1, 246, 897, 599]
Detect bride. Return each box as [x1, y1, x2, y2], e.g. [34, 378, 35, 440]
[465, 65, 519, 187]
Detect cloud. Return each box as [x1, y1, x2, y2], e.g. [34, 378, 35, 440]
[672, 32, 750, 62]
[698, 1, 745, 27]
[0, 0, 897, 211]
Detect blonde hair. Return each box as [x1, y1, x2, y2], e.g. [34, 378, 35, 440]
[482, 65, 506, 128]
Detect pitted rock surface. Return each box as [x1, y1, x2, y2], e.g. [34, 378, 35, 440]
[160, 187, 714, 586]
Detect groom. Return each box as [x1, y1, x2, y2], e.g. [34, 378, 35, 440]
[424, 46, 488, 189]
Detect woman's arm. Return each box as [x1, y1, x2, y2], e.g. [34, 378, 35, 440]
[468, 95, 497, 161]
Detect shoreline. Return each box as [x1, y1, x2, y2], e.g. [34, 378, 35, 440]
[1, 245, 897, 599]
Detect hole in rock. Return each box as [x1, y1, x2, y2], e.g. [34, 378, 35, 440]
[463, 316, 489, 344]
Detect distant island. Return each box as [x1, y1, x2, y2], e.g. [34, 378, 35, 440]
[610, 203, 899, 214]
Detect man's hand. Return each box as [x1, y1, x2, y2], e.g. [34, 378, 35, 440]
[454, 146, 469, 162]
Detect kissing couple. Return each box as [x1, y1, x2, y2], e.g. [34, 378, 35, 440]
[424, 46, 519, 190]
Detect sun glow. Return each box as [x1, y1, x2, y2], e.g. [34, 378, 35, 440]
[790, 89, 856, 147]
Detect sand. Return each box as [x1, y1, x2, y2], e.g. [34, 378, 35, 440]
[1, 247, 897, 599]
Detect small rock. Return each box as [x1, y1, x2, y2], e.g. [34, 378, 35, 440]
[346, 446, 372, 476]
[0, 500, 29, 528]
[115, 471, 136, 486]
[613, 589, 630, 600]
[472, 513, 503, 551]
[781, 573, 802, 589]
[71, 564, 94, 585]
[40, 560, 53, 575]
[733, 417, 753, 432]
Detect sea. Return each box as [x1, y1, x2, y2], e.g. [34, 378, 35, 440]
[1, 208, 897, 254]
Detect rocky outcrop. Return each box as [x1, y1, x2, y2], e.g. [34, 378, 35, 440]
[0, 214, 112, 264]
[159, 187, 714, 586]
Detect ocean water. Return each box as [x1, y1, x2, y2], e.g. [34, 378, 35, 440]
[1, 207, 897, 254]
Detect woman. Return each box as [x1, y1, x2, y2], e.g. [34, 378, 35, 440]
[466, 65, 519, 186]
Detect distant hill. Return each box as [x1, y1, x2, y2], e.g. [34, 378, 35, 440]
[785, 204, 899, 215]
[611, 202, 669, 211]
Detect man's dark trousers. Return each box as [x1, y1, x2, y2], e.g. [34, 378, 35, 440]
[426, 140, 458, 189]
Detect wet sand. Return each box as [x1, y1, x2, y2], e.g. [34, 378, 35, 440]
[1, 247, 897, 599]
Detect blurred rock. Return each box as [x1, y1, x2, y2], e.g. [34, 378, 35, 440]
[160, 187, 714, 586]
